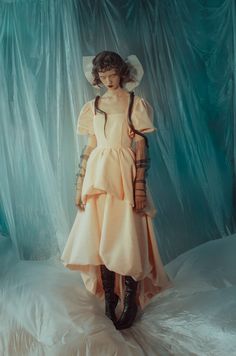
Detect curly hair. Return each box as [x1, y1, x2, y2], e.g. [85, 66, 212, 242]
[92, 51, 134, 88]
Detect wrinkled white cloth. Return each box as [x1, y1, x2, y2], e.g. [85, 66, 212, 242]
[1, 235, 236, 355]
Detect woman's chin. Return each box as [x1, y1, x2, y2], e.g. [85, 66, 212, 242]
[107, 85, 120, 90]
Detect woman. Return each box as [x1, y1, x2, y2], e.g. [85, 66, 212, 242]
[61, 51, 173, 330]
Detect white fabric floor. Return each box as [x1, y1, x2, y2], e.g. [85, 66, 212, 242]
[1, 235, 236, 356]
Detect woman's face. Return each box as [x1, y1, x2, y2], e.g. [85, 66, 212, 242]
[98, 68, 121, 90]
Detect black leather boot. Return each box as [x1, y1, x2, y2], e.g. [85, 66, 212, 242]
[115, 276, 138, 330]
[100, 265, 119, 324]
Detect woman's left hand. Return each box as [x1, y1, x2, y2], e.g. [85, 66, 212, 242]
[134, 194, 146, 214]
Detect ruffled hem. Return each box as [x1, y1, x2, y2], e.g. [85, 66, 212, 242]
[81, 146, 136, 205]
[60, 263, 173, 310]
[81, 146, 157, 218]
[82, 186, 157, 218]
[61, 193, 171, 309]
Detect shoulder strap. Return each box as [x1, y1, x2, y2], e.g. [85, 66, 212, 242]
[94, 95, 100, 114]
[127, 92, 149, 148]
[94, 95, 107, 116]
[94, 95, 108, 138]
[128, 91, 135, 119]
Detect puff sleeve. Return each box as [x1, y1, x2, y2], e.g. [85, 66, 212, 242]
[76, 100, 95, 135]
[132, 97, 157, 141]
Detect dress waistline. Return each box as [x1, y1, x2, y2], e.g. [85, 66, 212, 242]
[95, 145, 132, 149]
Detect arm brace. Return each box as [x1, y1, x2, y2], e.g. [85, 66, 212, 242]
[134, 137, 150, 197]
[75, 135, 97, 192]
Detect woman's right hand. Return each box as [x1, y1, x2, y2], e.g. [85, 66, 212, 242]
[75, 190, 86, 210]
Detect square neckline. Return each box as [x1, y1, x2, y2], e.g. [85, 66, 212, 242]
[94, 92, 133, 117]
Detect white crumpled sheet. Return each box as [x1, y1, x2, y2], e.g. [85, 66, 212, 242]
[1, 235, 236, 356]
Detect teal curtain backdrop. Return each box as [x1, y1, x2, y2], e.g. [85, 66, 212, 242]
[0, 0, 235, 271]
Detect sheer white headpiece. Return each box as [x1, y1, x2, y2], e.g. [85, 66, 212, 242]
[82, 54, 144, 91]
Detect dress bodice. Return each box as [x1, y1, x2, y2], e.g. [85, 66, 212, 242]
[93, 112, 133, 148]
[76, 95, 156, 141]
[76, 95, 157, 216]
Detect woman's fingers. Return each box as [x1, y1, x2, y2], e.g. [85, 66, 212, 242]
[75, 196, 86, 210]
[134, 198, 146, 213]
[78, 205, 85, 211]
[77, 203, 85, 210]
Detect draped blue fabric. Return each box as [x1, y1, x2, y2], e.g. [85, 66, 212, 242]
[0, 0, 235, 264]
[0, 0, 236, 354]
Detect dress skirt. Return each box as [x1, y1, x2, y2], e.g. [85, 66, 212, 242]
[61, 192, 173, 310]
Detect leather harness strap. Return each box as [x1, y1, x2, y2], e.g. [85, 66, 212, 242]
[94, 91, 148, 147]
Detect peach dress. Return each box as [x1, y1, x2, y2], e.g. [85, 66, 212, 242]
[61, 95, 173, 310]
